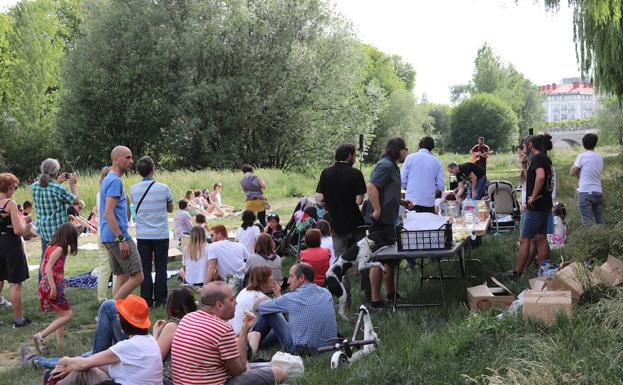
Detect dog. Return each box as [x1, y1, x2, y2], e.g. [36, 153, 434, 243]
[324, 236, 384, 319]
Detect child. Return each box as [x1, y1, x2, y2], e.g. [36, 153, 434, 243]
[87, 207, 98, 230]
[236, 210, 261, 255]
[33, 223, 78, 352]
[179, 226, 210, 286]
[549, 202, 567, 248]
[299, 229, 331, 286]
[195, 213, 210, 237]
[316, 220, 336, 265]
[173, 200, 193, 241]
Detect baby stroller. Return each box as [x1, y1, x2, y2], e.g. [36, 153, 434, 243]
[486, 180, 520, 232]
[279, 197, 320, 257]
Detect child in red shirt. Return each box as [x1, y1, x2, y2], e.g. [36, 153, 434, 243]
[300, 229, 331, 286]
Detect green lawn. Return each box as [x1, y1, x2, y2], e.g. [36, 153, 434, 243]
[1, 146, 622, 385]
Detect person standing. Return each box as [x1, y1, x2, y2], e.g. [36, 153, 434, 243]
[367, 138, 413, 309]
[240, 164, 268, 227]
[447, 161, 487, 200]
[0, 173, 31, 327]
[509, 135, 553, 278]
[316, 143, 368, 303]
[571, 133, 604, 225]
[130, 156, 173, 307]
[401, 136, 444, 213]
[470, 136, 490, 173]
[31, 158, 79, 281]
[100, 146, 144, 299]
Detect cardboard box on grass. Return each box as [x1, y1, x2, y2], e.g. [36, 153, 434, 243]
[543, 261, 587, 301]
[523, 289, 573, 325]
[467, 277, 514, 311]
[592, 255, 623, 287]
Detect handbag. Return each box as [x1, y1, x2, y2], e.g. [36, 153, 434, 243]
[134, 181, 156, 213]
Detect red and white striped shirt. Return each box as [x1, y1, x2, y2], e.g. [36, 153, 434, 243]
[171, 310, 239, 385]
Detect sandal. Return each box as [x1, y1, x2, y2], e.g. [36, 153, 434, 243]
[32, 333, 45, 354]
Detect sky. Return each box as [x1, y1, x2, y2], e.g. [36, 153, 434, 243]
[0, 0, 579, 104]
[332, 0, 579, 103]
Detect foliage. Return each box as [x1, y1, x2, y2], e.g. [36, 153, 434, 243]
[543, 117, 594, 131]
[545, 0, 623, 102]
[564, 224, 612, 262]
[422, 103, 452, 152]
[451, 43, 544, 139]
[596, 96, 623, 145]
[449, 93, 518, 152]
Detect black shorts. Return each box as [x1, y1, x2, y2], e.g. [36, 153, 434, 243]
[0, 235, 29, 283]
[368, 222, 398, 267]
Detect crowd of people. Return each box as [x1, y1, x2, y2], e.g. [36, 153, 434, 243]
[0, 131, 606, 384]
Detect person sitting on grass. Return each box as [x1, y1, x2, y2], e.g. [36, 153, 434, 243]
[33, 223, 78, 353]
[46, 295, 163, 385]
[173, 200, 193, 241]
[244, 233, 283, 286]
[153, 288, 198, 385]
[316, 219, 336, 264]
[184, 190, 207, 217]
[299, 229, 331, 286]
[194, 213, 210, 236]
[231, 266, 272, 337]
[67, 200, 97, 234]
[171, 281, 286, 385]
[179, 226, 210, 286]
[210, 183, 234, 214]
[205, 225, 248, 290]
[253, 262, 336, 354]
[236, 209, 261, 255]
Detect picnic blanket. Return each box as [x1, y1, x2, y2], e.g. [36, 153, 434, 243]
[63, 270, 180, 288]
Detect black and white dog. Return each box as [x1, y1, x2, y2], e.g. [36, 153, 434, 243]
[324, 236, 385, 319]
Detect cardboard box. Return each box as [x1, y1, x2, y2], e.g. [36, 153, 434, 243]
[467, 277, 515, 311]
[546, 262, 587, 300]
[592, 255, 623, 287]
[523, 290, 573, 325]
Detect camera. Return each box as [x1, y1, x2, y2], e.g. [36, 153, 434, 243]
[64, 172, 71, 179]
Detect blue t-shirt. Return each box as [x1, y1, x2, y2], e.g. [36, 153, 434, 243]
[129, 179, 173, 240]
[99, 172, 130, 243]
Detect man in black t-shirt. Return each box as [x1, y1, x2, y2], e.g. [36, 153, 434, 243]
[316, 143, 368, 303]
[447, 162, 487, 200]
[508, 135, 553, 279]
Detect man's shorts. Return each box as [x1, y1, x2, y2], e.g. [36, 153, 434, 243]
[103, 238, 142, 276]
[520, 210, 550, 240]
[368, 222, 399, 267]
[225, 367, 275, 385]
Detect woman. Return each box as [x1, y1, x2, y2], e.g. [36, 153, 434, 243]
[316, 220, 336, 265]
[210, 183, 234, 214]
[236, 210, 261, 255]
[184, 190, 206, 217]
[299, 229, 331, 286]
[244, 233, 283, 285]
[48, 295, 162, 385]
[231, 266, 272, 336]
[0, 173, 30, 328]
[179, 226, 209, 286]
[240, 164, 268, 226]
[153, 288, 197, 385]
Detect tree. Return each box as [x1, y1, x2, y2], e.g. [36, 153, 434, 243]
[449, 93, 518, 152]
[423, 103, 452, 151]
[545, 0, 623, 101]
[596, 96, 623, 145]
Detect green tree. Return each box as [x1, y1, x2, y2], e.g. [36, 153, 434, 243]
[596, 96, 623, 145]
[423, 103, 452, 151]
[449, 93, 518, 152]
[545, 0, 623, 101]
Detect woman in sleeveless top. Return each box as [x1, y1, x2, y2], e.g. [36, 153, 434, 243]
[153, 288, 197, 385]
[240, 164, 268, 226]
[0, 173, 31, 327]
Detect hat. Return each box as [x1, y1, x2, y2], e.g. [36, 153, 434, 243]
[115, 294, 151, 329]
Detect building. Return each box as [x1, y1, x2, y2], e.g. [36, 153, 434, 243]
[539, 77, 599, 123]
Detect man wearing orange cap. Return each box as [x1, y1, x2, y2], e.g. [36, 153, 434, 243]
[172, 281, 286, 385]
[48, 295, 163, 385]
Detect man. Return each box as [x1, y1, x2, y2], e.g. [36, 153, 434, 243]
[100, 146, 144, 299]
[67, 200, 96, 233]
[206, 225, 248, 285]
[31, 158, 80, 283]
[401, 136, 444, 213]
[447, 161, 487, 200]
[509, 135, 553, 278]
[368, 138, 413, 309]
[171, 281, 285, 385]
[470, 136, 490, 173]
[254, 262, 337, 353]
[571, 133, 604, 226]
[316, 143, 368, 303]
[129, 156, 174, 307]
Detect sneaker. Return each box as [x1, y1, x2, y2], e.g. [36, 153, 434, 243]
[386, 292, 403, 301]
[502, 270, 522, 281]
[369, 301, 385, 311]
[13, 317, 32, 328]
[0, 295, 11, 307]
[19, 343, 34, 368]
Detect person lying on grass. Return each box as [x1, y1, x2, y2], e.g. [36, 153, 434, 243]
[33, 223, 78, 353]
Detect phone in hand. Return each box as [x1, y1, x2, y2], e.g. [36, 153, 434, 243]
[64, 172, 71, 180]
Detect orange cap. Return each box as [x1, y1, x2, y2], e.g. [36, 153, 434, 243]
[115, 294, 151, 329]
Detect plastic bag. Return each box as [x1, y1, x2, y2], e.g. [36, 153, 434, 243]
[271, 351, 305, 378]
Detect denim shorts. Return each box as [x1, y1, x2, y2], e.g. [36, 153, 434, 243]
[520, 210, 550, 240]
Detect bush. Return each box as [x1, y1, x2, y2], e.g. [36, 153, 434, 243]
[564, 225, 612, 263]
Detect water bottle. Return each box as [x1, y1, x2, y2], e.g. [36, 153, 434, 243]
[462, 198, 476, 225]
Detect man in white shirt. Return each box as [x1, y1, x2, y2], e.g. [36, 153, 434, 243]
[206, 224, 249, 285]
[571, 133, 604, 225]
[401, 136, 444, 213]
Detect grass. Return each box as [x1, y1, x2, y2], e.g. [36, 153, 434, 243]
[1, 146, 622, 385]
